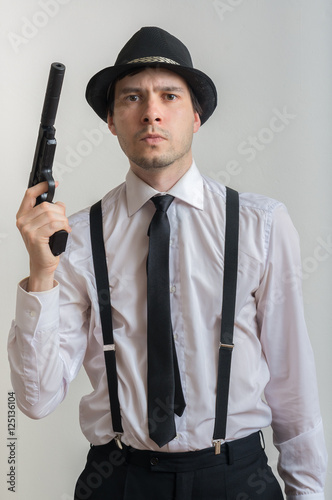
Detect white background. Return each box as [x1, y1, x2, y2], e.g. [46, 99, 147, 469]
[1, 1, 331, 498]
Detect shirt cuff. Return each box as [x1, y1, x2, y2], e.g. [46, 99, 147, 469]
[275, 419, 327, 500]
[16, 278, 60, 339]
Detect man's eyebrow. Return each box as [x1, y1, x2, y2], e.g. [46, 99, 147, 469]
[118, 87, 142, 96]
[117, 85, 186, 96]
[157, 86, 185, 93]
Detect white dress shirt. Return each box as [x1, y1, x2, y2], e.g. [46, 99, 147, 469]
[8, 162, 327, 499]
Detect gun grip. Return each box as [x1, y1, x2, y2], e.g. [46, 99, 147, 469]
[49, 230, 68, 256]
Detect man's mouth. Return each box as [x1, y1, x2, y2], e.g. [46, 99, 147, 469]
[140, 134, 166, 145]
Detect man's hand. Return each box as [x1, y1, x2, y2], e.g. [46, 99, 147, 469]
[16, 181, 71, 292]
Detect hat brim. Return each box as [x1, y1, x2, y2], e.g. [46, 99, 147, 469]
[85, 62, 217, 126]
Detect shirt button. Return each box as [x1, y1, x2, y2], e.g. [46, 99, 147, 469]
[173, 333, 178, 341]
[28, 310, 36, 318]
[150, 457, 159, 466]
[170, 285, 176, 293]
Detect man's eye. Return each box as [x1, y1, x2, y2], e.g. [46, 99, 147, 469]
[165, 94, 177, 101]
[126, 95, 139, 102]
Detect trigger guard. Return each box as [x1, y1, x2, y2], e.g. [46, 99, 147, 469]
[40, 172, 55, 203]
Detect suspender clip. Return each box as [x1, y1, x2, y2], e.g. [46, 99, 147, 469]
[213, 439, 223, 455]
[103, 344, 116, 352]
[219, 342, 234, 349]
[114, 434, 123, 450]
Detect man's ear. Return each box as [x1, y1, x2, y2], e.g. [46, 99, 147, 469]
[193, 112, 201, 134]
[107, 113, 117, 136]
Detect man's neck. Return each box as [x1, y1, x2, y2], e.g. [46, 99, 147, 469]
[129, 158, 193, 192]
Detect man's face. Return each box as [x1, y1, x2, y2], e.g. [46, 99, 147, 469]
[107, 68, 201, 174]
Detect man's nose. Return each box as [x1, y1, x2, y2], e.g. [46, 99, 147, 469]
[141, 95, 162, 124]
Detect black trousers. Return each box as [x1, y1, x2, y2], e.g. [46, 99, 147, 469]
[74, 432, 284, 500]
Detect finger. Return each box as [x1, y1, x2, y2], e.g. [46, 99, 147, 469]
[19, 210, 71, 250]
[17, 181, 50, 218]
[16, 181, 65, 219]
[17, 202, 71, 239]
[17, 199, 66, 228]
[54, 200, 66, 210]
[27, 181, 51, 199]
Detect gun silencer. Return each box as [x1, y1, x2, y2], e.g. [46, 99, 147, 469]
[41, 62, 65, 127]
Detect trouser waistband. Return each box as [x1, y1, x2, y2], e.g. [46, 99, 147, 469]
[94, 431, 264, 473]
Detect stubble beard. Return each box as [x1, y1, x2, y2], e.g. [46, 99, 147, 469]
[117, 128, 193, 172]
[128, 146, 191, 171]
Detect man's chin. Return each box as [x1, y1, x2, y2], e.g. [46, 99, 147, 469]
[130, 155, 175, 171]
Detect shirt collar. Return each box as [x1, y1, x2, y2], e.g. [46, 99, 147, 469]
[126, 161, 204, 216]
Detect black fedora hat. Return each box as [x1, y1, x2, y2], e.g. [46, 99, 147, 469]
[85, 26, 217, 125]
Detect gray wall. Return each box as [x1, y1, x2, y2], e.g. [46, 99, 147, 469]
[1, 1, 331, 498]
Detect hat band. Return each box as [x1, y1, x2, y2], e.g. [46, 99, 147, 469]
[106, 56, 181, 102]
[127, 56, 180, 65]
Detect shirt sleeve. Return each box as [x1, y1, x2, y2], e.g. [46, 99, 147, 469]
[255, 204, 328, 499]
[7, 253, 90, 419]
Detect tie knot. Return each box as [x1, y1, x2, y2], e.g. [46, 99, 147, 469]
[151, 194, 174, 213]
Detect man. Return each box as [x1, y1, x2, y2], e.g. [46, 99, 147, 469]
[9, 27, 327, 499]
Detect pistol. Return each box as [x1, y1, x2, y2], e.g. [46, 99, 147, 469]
[28, 62, 68, 256]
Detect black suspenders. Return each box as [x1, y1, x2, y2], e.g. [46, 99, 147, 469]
[213, 187, 239, 453]
[90, 200, 124, 448]
[90, 186, 239, 452]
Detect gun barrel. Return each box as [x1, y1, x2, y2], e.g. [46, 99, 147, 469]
[41, 62, 66, 127]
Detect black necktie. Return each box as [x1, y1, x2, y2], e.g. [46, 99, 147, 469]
[147, 195, 186, 447]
